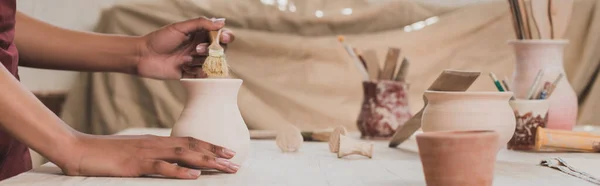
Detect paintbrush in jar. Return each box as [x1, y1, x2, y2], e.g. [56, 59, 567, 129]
[526, 69, 544, 99]
[489, 72, 505, 92]
[338, 36, 369, 81]
[203, 29, 229, 78]
[546, 73, 564, 97]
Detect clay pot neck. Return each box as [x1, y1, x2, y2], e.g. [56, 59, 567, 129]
[423, 91, 513, 103]
[180, 78, 242, 98]
[508, 40, 568, 69]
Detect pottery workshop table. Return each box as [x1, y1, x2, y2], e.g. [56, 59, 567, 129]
[3, 128, 600, 186]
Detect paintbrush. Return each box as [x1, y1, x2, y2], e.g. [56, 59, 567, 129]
[489, 72, 505, 92]
[526, 69, 544, 99]
[501, 76, 516, 100]
[546, 73, 564, 97]
[338, 36, 369, 81]
[250, 129, 333, 142]
[203, 29, 229, 78]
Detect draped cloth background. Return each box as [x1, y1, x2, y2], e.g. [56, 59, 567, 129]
[59, 0, 600, 135]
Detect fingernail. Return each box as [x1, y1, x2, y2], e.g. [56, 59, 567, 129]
[221, 34, 230, 43]
[223, 148, 236, 157]
[196, 44, 207, 54]
[216, 158, 231, 167]
[229, 163, 240, 172]
[211, 18, 226, 25]
[188, 169, 201, 177]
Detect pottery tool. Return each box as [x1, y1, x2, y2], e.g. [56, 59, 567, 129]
[250, 129, 332, 142]
[329, 126, 348, 153]
[337, 135, 374, 158]
[501, 78, 516, 100]
[203, 29, 229, 78]
[517, 0, 532, 39]
[526, 69, 544, 99]
[531, 0, 552, 39]
[549, 0, 574, 39]
[540, 158, 600, 185]
[524, 0, 540, 39]
[535, 127, 600, 152]
[379, 48, 400, 80]
[361, 50, 381, 81]
[388, 70, 481, 148]
[338, 36, 369, 81]
[394, 57, 410, 82]
[508, 0, 524, 39]
[547, 73, 564, 97]
[489, 72, 506, 92]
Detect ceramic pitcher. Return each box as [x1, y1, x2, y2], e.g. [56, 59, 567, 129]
[421, 91, 516, 148]
[171, 79, 250, 165]
[508, 40, 577, 130]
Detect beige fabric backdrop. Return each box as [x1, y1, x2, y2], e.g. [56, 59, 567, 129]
[60, 0, 600, 135]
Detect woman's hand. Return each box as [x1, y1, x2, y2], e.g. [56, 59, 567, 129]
[59, 134, 239, 179]
[135, 17, 235, 79]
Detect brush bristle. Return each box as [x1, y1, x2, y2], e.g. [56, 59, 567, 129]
[202, 56, 229, 78]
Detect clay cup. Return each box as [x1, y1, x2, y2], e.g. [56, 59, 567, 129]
[417, 130, 499, 186]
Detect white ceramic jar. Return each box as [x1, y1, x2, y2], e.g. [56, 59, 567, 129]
[171, 79, 250, 165]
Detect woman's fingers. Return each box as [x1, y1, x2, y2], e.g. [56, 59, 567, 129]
[153, 146, 238, 173]
[220, 29, 235, 43]
[180, 137, 236, 159]
[140, 160, 201, 179]
[195, 43, 209, 55]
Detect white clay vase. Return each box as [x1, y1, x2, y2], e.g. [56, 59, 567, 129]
[508, 40, 578, 130]
[171, 79, 250, 165]
[421, 91, 516, 148]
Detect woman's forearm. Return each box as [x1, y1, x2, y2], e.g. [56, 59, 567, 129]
[14, 12, 142, 74]
[0, 65, 78, 167]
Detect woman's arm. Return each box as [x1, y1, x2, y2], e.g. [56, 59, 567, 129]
[0, 65, 78, 168]
[0, 64, 239, 178]
[14, 12, 141, 74]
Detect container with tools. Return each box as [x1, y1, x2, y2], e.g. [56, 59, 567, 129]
[338, 36, 412, 139]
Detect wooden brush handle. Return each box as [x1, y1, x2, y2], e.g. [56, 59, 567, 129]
[209, 30, 222, 47]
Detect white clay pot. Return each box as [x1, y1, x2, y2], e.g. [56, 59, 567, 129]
[421, 91, 516, 148]
[171, 79, 250, 165]
[508, 40, 578, 130]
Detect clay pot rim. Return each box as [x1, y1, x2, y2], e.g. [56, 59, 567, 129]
[507, 39, 569, 45]
[416, 130, 499, 139]
[424, 90, 513, 97]
[180, 78, 242, 83]
[509, 99, 550, 104]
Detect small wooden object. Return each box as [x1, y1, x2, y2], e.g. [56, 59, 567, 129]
[379, 48, 400, 80]
[549, 0, 574, 39]
[535, 127, 600, 152]
[531, 0, 552, 39]
[328, 126, 348, 153]
[337, 135, 374, 158]
[389, 70, 480, 147]
[275, 125, 303, 152]
[361, 50, 381, 81]
[251, 128, 332, 141]
[394, 58, 410, 82]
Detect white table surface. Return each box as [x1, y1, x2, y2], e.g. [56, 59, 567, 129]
[2, 127, 600, 186]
